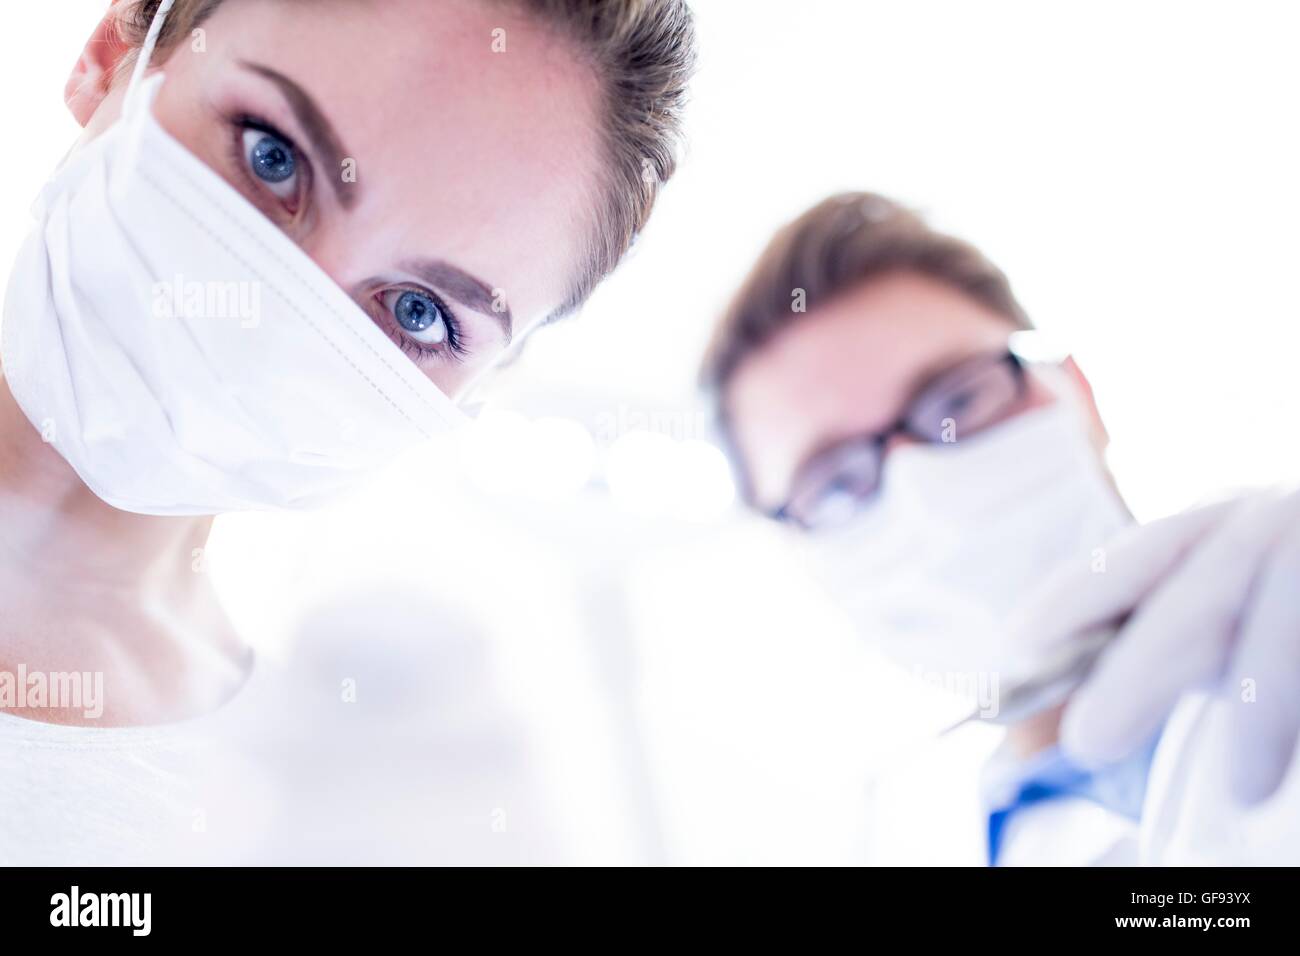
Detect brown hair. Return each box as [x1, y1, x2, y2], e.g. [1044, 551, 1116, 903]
[700, 192, 1031, 400]
[120, 0, 696, 318]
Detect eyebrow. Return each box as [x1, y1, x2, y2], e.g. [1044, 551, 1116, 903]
[239, 60, 358, 210]
[236, 63, 511, 344]
[402, 259, 514, 344]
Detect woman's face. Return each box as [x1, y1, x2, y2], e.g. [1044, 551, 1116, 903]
[72, 0, 604, 398]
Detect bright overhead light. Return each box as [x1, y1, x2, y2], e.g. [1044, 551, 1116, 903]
[606, 430, 735, 522]
[453, 409, 595, 501]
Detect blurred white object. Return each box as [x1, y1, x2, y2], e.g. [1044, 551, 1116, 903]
[606, 429, 735, 521]
[187, 589, 566, 865]
[453, 410, 596, 502]
[1143, 693, 1300, 865]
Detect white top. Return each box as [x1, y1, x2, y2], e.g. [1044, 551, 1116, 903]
[0, 722, 204, 865]
[0, 660, 269, 866]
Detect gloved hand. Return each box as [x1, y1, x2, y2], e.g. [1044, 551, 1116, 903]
[1011, 487, 1300, 805]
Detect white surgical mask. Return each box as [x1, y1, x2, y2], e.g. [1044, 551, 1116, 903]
[0, 2, 465, 516]
[804, 375, 1131, 679]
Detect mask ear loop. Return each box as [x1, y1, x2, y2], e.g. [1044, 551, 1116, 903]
[123, 0, 177, 111]
[33, 0, 177, 210]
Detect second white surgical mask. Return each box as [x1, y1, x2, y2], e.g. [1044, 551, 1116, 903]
[805, 377, 1131, 679]
[0, 8, 466, 516]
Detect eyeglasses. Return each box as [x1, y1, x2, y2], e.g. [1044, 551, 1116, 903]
[771, 350, 1028, 530]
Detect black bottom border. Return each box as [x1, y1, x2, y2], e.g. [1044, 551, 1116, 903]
[0, 865, 1290, 941]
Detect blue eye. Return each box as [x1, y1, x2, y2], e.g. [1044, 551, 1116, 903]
[242, 127, 298, 199]
[393, 290, 448, 345]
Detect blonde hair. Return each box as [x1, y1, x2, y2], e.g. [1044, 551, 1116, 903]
[122, 0, 696, 318]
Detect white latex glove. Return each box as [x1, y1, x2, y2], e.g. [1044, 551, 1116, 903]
[1012, 487, 1300, 805]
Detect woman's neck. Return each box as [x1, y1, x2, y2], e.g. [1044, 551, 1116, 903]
[0, 373, 248, 725]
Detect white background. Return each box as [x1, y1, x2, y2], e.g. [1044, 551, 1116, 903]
[3, 1, 1297, 864]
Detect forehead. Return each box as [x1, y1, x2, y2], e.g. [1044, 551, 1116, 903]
[725, 271, 1015, 507]
[195, 0, 602, 320]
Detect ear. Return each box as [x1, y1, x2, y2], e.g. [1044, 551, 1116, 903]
[65, 2, 134, 128]
[1060, 356, 1110, 452]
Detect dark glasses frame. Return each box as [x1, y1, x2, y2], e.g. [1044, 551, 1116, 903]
[769, 349, 1028, 528]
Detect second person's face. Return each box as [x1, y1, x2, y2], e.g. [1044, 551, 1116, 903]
[724, 271, 1059, 518]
